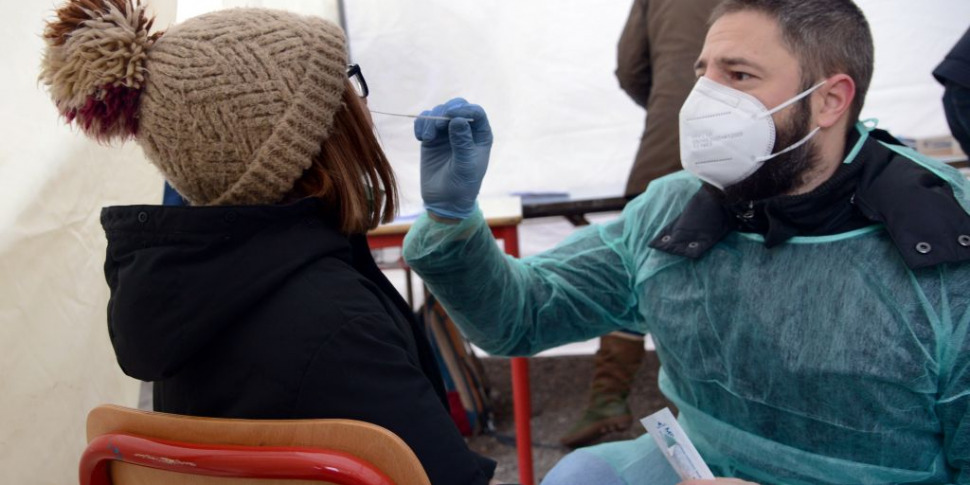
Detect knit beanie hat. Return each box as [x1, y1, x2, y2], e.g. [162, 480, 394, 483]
[39, 0, 348, 206]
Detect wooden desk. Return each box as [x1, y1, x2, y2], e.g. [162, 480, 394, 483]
[368, 197, 536, 485]
[368, 198, 522, 252]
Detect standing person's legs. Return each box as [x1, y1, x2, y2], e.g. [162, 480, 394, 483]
[943, 83, 970, 156]
[560, 331, 646, 448]
[542, 433, 681, 485]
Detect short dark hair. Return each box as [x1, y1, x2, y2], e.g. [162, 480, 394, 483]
[711, 0, 874, 125]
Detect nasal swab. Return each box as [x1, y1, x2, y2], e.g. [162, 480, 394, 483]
[370, 109, 474, 122]
[641, 408, 714, 480]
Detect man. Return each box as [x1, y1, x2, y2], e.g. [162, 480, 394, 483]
[405, 0, 970, 483]
[558, 0, 723, 450]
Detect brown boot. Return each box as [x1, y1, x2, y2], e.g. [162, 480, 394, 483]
[559, 333, 645, 448]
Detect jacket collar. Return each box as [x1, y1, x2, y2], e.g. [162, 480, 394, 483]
[650, 123, 970, 269]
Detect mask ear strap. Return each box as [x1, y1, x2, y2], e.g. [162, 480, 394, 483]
[753, 80, 827, 162]
[763, 80, 827, 117]
[755, 126, 821, 162]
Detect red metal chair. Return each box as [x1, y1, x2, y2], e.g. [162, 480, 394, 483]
[81, 404, 431, 485]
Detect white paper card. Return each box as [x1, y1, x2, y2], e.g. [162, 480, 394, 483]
[641, 407, 715, 480]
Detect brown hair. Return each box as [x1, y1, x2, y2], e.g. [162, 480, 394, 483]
[288, 81, 398, 234]
[711, 0, 874, 126]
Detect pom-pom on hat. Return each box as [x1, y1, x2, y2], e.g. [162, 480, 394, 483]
[40, 1, 349, 206]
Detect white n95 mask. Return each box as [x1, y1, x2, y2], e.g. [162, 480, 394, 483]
[679, 77, 825, 189]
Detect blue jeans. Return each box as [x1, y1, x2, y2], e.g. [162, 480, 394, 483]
[541, 433, 681, 485]
[943, 83, 970, 156]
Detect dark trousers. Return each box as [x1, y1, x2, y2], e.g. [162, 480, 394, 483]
[943, 83, 970, 156]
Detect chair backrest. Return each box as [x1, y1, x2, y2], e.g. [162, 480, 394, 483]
[82, 404, 432, 485]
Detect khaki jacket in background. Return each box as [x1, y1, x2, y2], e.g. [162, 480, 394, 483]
[617, 0, 722, 196]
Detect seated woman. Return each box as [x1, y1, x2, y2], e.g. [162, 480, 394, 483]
[39, 2, 496, 484]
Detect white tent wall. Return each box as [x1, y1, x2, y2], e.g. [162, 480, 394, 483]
[0, 3, 176, 484]
[0, 1, 966, 483]
[176, 0, 339, 22]
[352, 0, 647, 212]
[862, 2, 970, 141]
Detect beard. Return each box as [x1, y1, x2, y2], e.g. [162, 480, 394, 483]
[716, 98, 820, 205]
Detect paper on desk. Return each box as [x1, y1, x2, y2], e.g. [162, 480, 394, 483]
[511, 191, 571, 204]
[641, 407, 715, 480]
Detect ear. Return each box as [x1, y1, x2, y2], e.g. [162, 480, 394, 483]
[814, 73, 855, 129]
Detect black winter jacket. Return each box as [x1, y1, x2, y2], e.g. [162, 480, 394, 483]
[100, 199, 496, 485]
[935, 26, 970, 88]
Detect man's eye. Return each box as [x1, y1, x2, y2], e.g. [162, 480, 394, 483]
[731, 71, 752, 82]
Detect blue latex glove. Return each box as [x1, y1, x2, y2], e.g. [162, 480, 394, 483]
[414, 98, 492, 219]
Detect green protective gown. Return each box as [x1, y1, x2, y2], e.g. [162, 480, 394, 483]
[403, 132, 970, 484]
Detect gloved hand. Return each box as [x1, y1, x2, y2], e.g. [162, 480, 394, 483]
[414, 98, 493, 220]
